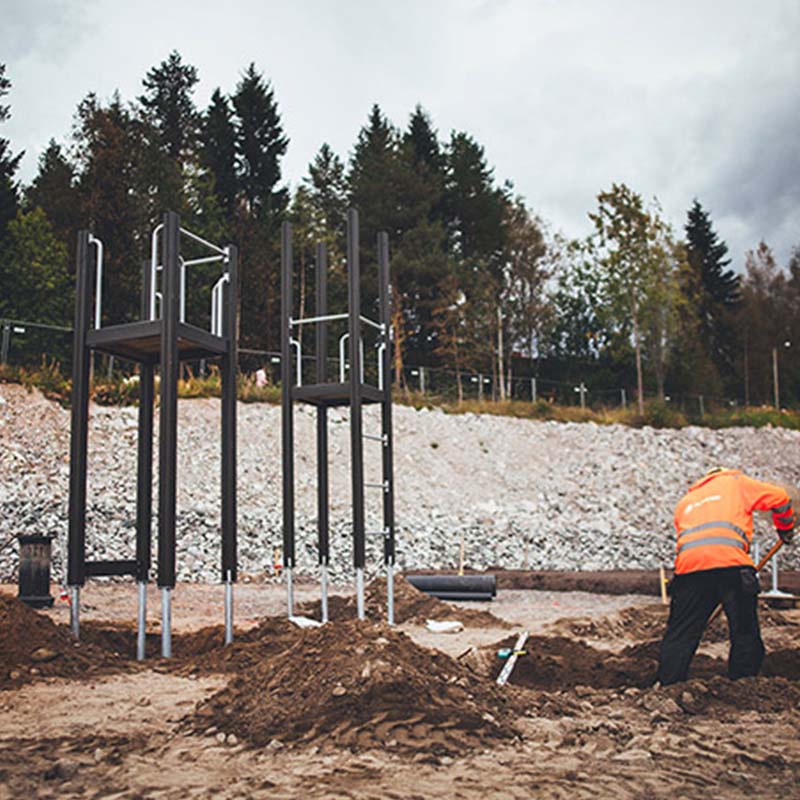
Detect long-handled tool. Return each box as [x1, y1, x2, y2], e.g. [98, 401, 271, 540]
[707, 538, 783, 625]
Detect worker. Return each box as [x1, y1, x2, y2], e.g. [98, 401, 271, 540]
[656, 467, 795, 686]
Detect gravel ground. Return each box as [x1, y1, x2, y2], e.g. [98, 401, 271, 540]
[2, 383, 799, 584]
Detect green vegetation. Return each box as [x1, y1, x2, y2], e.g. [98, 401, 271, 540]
[3, 363, 799, 430]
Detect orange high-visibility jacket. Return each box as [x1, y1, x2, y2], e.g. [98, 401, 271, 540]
[673, 469, 795, 575]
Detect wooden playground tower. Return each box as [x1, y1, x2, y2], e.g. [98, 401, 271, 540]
[281, 209, 396, 623]
[67, 211, 238, 658]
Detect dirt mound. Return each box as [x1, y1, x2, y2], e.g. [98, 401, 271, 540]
[190, 619, 523, 755]
[80, 616, 303, 674]
[0, 595, 125, 689]
[299, 576, 511, 628]
[547, 601, 798, 645]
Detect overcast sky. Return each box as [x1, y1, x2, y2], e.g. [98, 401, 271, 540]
[2, 0, 798, 269]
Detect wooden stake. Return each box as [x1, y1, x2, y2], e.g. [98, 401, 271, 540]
[659, 565, 668, 605]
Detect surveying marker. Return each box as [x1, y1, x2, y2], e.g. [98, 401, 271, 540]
[496, 630, 529, 686]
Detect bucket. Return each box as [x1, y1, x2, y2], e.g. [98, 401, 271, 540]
[17, 535, 54, 609]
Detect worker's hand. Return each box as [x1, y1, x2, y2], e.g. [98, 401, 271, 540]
[778, 528, 795, 545]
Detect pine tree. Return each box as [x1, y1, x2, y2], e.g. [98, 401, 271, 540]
[200, 88, 239, 215]
[0, 64, 23, 244]
[306, 142, 347, 236]
[232, 63, 289, 222]
[684, 199, 740, 384]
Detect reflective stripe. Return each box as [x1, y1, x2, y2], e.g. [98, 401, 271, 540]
[678, 520, 748, 547]
[773, 501, 792, 514]
[677, 536, 748, 555]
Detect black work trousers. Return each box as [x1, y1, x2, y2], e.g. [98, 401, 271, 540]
[656, 565, 764, 686]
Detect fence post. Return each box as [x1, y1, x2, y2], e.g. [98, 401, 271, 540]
[580, 382, 586, 410]
[419, 366, 425, 395]
[531, 377, 537, 404]
[478, 373, 483, 402]
[699, 395, 705, 419]
[620, 388, 626, 409]
[0, 322, 9, 365]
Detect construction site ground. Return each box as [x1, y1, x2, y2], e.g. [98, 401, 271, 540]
[1, 577, 799, 799]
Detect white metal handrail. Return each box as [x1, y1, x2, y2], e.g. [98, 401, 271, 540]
[88, 235, 104, 329]
[150, 222, 230, 336]
[289, 313, 348, 327]
[290, 338, 303, 386]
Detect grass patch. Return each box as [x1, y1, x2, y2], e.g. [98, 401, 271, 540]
[2, 362, 799, 430]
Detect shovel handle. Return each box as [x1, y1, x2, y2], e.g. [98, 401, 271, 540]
[707, 538, 784, 624]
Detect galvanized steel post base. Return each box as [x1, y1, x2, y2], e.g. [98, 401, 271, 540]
[386, 563, 394, 625]
[356, 568, 365, 621]
[224, 575, 233, 645]
[69, 586, 80, 638]
[136, 582, 146, 661]
[161, 587, 172, 658]
[286, 567, 294, 617]
[320, 563, 329, 624]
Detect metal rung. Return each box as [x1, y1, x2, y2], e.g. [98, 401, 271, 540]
[367, 529, 390, 537]
[366, 481, 389, 491]
[363, 433, 387, 443]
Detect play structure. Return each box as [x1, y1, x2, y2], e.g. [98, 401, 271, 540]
[281, 209, 396, 623]
[67, 211, 238, 659]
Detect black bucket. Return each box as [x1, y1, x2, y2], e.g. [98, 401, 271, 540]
[17, 535, 54, 609]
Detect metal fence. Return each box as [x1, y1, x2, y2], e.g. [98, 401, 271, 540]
[0, 318, 765, 415]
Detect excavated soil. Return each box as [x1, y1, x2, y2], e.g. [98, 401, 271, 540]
[299, 576, 511, 628]
[0, 595, 127, 689]
[190, 619, 523, 756]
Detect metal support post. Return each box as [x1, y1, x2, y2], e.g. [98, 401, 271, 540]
[419, 366, 425, 395]
[158, 212, 180, 656]
[378, 231, 395, 625]
[286, 567, 294, 616]
[621, 388, 627, 408]
[1, 322, 10, 364]
[348, 210, 366, 617]
[531, 377, 537, 403]
[320, 564, 329, 623]
[136, 582, 147, 661]
[161, 586, 172, 658]
[315, 243, 331, 623]
[67, 230, 92, 630]
[478, 373, 483, 402]
[356, 567, 365, 621]
[224, 571, 233, 645]
[70, 586, 80, 638]
[699, 395, 705, 419]
[386, 562, 394, 625]
[221, 245, 238, 633]
[281, 222, 295, 617]
[579, 382, 586, 409]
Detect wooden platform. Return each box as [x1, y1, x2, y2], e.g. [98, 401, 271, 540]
[87, 320, 228, 363]
[291, 382, 384, 407]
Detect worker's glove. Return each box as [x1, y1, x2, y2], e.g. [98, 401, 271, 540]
[778, 528, 795, 545]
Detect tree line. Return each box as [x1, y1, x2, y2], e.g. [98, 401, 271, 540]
[0, 53, 797, 408]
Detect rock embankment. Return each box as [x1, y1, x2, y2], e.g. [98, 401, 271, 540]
[2, 383, 798, 583]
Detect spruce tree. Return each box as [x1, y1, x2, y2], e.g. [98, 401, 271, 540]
[0, 64, 22, 244]
[232, 63, 289, 222]
[200, 89, 239, 215]
[684, 199, 740, 381]
[139, 51, 199, 164]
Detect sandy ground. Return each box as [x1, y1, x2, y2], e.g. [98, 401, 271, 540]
[1, 583, 799, 799]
